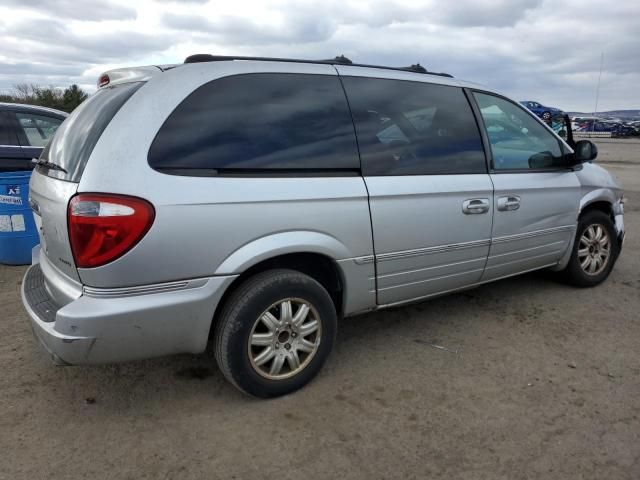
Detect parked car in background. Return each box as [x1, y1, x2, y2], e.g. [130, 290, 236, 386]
[0, 103, 67, 172]
[520, 100, 563, 121]
[22, 55, 625, 398]
[572, 118, 639, 137]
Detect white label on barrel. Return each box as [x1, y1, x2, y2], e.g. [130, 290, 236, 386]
[0, 194, 22, 206]
[11, 214, 25, 232]
[0, 215, 11, 232]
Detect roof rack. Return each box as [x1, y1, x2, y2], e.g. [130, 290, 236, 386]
[183, 54, 453, 78]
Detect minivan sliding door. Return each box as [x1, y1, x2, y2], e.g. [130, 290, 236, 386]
[339, 72, 493, 305]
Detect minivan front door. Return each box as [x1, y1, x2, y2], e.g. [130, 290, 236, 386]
[472, 92, 581, 281]
[340, 73, 493, 305]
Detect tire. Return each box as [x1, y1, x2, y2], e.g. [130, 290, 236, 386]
[542, 111, 552, 121]
[213, 269, 337, 398]
[560, 210, 619, 287]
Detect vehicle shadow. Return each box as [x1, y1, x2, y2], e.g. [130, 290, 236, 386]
[31, 269, 573, 411]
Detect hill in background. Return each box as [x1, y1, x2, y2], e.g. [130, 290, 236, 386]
[568, 110, 640, 120]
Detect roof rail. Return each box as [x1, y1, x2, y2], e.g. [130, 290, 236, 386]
[403, 63, 427, 74]
[182, 54, 453, 78]
[320, 55, 353, 65]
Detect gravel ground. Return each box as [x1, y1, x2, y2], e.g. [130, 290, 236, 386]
[0, 140, 638, 480]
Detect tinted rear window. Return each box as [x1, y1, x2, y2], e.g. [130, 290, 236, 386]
[40, 82, 141, 182]
[148, 73, 359, 174]
[341, 77, 486, 176]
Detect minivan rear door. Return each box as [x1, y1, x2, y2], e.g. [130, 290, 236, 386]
[28, 82, 143, 280]
[340, 71, 494, 305]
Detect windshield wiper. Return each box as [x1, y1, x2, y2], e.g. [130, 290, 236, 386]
[32, 158, 68, 173]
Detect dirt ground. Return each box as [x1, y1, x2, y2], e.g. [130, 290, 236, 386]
[1, 140, 638, 480]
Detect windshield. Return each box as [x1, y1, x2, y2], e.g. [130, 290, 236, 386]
[38, 82, 142, 182]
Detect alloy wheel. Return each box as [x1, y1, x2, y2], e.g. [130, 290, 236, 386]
[577, 224, 611, 276]
[248, 298, 321, 380]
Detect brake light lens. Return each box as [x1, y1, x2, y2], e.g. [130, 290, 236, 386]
[98, 74, 110, 88]
[68, 194, 155, 268]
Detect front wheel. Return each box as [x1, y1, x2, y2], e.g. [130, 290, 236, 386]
[213, 269, 337, 398]
[560, 210, 618, 287]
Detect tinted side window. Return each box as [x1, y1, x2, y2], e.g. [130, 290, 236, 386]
[149, 73, 359, 173]
[0, 112, 19, 145]
[341, 77, 486, 176]
[15, 113, 63, 147]
[474, 92, 565, 171]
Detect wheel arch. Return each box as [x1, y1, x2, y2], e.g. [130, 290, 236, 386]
[214, 231, 352, 275]
[211, 251, 347, 339]
[211, 232, 353, 331]
[579, 190, 617, 222]
[552, 193, 617, 272]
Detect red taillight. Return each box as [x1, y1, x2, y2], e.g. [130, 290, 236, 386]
[68, 194, 155, 268]
[98, 74, 110, 88]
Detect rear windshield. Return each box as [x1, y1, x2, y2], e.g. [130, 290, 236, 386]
[39, 82, 142, 182]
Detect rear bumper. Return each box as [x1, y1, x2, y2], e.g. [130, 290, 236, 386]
[21, 263, 237, 365]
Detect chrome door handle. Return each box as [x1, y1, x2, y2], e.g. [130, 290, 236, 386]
[497, 195, 521, 211]
[462, 198, 490, 214]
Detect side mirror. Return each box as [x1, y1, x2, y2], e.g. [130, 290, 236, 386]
[529, 151, 555, 169]
[574, 140, 598, 163]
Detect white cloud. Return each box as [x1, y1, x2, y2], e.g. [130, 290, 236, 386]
[0, 0, 638, 111]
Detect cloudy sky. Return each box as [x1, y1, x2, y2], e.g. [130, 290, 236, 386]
[0, 0, 638, 112]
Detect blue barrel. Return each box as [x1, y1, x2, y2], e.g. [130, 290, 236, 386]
[0, 171, 39, 265]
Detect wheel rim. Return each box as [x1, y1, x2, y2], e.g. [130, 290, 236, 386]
[578, 223, 611, 276]
[248, 298, 322, 380]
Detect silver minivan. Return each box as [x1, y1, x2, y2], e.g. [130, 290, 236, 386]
[22, 55, 625, 397]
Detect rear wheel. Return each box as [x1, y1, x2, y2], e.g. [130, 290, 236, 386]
[213, 269, 337, 397]
[560, 210, 618, 287]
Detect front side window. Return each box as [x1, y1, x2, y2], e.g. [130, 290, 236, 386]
[16, 113, 62, 147]
[341, 77, 486, 176]
[148, 73, 359, 173]
[474, 92, 565, 171]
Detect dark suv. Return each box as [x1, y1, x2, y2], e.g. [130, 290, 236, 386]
[0, 103, 67, 172]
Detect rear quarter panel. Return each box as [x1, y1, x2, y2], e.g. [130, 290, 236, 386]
[76, 61, 376, 314]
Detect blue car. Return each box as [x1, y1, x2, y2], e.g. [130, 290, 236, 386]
[0, 103, 67, 172]
[520, 100, 563, 121]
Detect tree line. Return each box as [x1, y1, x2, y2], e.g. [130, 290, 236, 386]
[0, 83, 89, 113]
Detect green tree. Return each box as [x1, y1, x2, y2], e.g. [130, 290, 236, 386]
[0, 83, 89, 113]
[62, 84, 88, 112]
